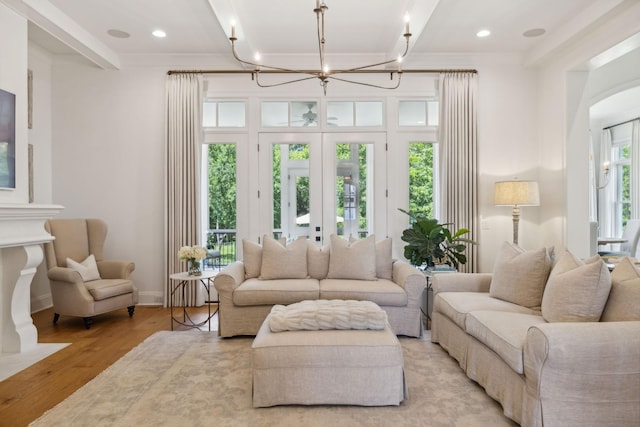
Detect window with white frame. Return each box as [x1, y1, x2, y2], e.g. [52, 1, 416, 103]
[610, 122, 632, 234]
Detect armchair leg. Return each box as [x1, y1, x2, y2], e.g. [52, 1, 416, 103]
[83, 317, 93, 329]
[53, 313, 60, 324]
[128, 306, 135, 317]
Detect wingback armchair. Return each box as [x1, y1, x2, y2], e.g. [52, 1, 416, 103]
[43, 218, 138, 328]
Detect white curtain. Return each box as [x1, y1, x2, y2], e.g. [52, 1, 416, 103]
[438, 72, 479, 273]
[165, 74, 204, 306]
[632, 119, 640, 219]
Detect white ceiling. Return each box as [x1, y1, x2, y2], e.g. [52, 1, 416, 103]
[27, 0, 614, 63]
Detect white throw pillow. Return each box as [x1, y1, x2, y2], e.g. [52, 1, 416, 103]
[541, 250, 611, 322]
[307, 241, 330, 279]
[489, 241, 552, 308]
[349, 235, 393, 280]
[66, 254, 101, 282]
[260, 235, 308, 279]
[327, 234, 377, 280]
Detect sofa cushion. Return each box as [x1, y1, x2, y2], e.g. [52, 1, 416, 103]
[489, 242, 552, 308]
[541, 250, 611, 322]
[319, 279, 407, 306]
[260, 236, 308, 280]
[465, 311, 546, 374]
[307, 241, 330, 279]
[233, 278, 320, 306]
[434, 292, 540, 331]
[601, 257, 640, 322]
[85, 278, 134, 301]
[67, 254, 101, 282]
[327, 234, 376, 280]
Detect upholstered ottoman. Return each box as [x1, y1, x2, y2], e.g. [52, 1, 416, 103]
[251, 300, 407, 407]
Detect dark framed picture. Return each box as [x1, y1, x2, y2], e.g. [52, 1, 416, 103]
[0, 88, 16, 189]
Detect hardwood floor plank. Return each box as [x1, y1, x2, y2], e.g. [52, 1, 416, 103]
[0, 305, 216, 427]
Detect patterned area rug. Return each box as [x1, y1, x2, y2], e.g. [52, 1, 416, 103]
[30, 331, 517, 427]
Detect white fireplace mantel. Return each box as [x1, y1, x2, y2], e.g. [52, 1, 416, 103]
[1, 203, 63, 356]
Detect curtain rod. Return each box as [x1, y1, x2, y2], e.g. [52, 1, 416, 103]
[603, 116, 639, 130]
[167, 68, 477, 76]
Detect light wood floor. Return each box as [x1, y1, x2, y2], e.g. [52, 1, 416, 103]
[0, 305, 216, 427]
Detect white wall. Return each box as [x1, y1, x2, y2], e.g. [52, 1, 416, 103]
[51, 59, 166, 305]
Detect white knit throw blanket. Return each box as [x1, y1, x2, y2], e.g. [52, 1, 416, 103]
[268, 300, 388, 332]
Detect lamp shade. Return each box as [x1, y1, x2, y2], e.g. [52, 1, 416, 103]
[494, 180, 540, 206]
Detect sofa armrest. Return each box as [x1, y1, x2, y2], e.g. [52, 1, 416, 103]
[47, 266, 84, 284]
[97, 260, 135, 279]
[392, 260, 426, 308]
[214, 261, 246, 295]
[431, 273, 492, 298]
[524, 321, 640, 425]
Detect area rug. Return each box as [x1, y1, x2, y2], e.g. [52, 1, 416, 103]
[30, 331, 517, 427]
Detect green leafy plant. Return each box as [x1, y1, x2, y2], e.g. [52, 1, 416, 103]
[399, 209, 476, 270]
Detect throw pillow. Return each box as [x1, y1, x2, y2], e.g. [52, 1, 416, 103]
[260, 235, 308, 280]
[243, 239, 262, 279]
[600, 257, 640, 321]
[489, 241, 552, 308]
[349, 236, 393, 280]
[66, 254, 101, 282]
[541, 250, 611, 322]
[307, 241, 330, 279]
[327, 234, 377, 280]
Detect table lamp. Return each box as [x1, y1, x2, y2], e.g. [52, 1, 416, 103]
[494, 180, 540, 245]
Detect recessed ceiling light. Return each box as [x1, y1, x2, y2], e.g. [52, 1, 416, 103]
[152, 30, 167, 38]
[523, 28, 546, 38]
[107, 29, 130, 39]
[476, 29, 491, 38]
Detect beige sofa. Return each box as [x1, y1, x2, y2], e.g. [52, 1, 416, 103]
[431, 242, 640, 427]
[214, 234, 426, 337]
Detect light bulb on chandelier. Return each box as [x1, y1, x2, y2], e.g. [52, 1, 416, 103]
[228, 1, 412, 95]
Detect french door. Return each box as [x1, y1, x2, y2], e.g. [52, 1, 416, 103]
[257, 132, 387, 245]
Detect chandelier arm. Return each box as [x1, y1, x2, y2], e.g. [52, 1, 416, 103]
[330, 38, 410, 75]
[254, 74, 319, 88]
[328, 73, 403, 90]
[231, 42, 319, 76]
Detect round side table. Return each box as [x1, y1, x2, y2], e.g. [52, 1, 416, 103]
[169, 271, 218, 331]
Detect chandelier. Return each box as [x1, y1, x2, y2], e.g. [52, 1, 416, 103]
[228, 1, 412, 95]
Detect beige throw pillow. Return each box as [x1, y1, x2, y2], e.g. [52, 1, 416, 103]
[260, 235, 308, 280]
[327, 234, 377, 280]
[307, 241, 330, 279]
[66, 254, 101, 282]
[541, 250, 611, 322]
[600, 257, 640, 321]
[349, 236, 393, 280]
[489, 242, 552, 308]
[242, 239, 262, 279]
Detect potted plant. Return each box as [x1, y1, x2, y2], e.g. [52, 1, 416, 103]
[399, 209, 475, 271]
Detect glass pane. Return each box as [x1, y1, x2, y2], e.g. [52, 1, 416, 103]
[398, 101, 426, 126]
[327, 101, 354, 127]
[207, 144, 237, 265]
[291, 102, 318, 127]
[355, 101, 383, 126]
[336, 143, 369, 238]
[273, 144, 310, 241]
[218, 102, 246, 127]
[262, 102, 289, 127]
[427, 101, 439, 126]
[203, 101, 217, 127]
[409, 142, 435, 218]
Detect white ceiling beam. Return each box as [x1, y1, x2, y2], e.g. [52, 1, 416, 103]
[0, 0, 121, 69]
[207, 0, 256, 70]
